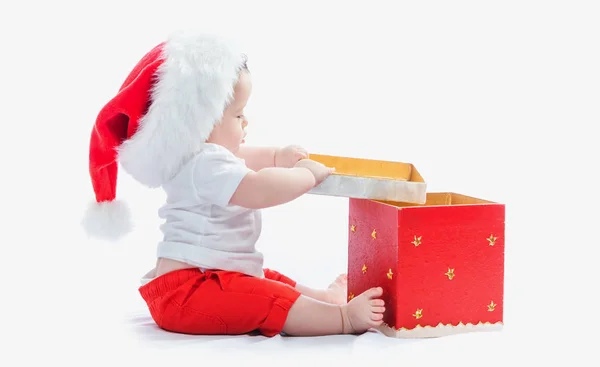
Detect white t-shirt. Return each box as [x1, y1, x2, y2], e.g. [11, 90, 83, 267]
[144, 143, 264, 283]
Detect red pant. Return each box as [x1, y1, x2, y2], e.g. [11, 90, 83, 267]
[138, 268, 301, 337]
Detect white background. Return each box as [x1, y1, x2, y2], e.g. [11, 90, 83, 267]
[1, 0, 599, 365]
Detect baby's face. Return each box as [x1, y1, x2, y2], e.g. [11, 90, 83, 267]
[206, 70, 252, 153]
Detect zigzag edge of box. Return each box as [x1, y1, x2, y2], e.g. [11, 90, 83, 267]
[375, 321, 503, 338]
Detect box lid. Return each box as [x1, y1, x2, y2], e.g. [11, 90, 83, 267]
[307, 153, 427, 204]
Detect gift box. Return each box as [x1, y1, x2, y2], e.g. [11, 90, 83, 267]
[308, 154, 427, 204]
[309, 154, 505, 338]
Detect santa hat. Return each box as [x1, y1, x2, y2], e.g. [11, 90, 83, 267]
[81, 30, 247, 240]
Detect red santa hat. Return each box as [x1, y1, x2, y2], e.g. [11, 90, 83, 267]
[81, 30, 247, 240]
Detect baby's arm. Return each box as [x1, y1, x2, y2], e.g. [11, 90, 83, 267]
[235, 146, 276, 171]
[230, 167, 315, 209]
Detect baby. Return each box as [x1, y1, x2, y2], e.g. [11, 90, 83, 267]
[83, 30, 385, 337]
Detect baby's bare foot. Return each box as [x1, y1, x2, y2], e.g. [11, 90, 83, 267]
[340, 287, 385, 334]
[326, 274, 348, 304]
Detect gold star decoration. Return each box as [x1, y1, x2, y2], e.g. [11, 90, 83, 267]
[362, 264, 367, 274]
[412, 309, 423, 319]
[445, 268, 455, 280]
[387, 269, 393, 280]
[348, 293, 354, 301]
[411, 235, 422, 247]
[371, 229, 377, 239]
[487, 234, 497, 246]
[350, 224, 356, 233]
[488, 301, 496, 312]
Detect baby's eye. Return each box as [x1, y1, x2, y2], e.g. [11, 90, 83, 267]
[237, 115, 245, 119]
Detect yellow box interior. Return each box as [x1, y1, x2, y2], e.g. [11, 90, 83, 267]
[379, 192, 496, 208]
[309, 153, 424, 182]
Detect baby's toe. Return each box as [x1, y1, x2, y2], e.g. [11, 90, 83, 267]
[371, 306, 385, 313]
[364, 287, 383, 298]
[370, 299, 385, 306]
[369, 319, 384, 327]
[371, 313, 384, 321]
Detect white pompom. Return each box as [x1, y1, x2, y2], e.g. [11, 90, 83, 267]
[81, 200, 133, 241]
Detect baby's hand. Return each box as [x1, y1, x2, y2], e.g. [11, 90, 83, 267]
[275, 145, 308, 168]
[294, 159, 335, 185]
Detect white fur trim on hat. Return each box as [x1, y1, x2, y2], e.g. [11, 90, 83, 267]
[81, 200, 133, 241]
[117, 30, 247, 188]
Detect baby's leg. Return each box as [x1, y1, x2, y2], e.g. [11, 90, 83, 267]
[283, 287, 385, 336]
[264, 269, 347, 305]
[294, 274, 348, 305]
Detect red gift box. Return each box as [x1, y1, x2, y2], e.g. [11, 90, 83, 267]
[347, 193, 505, 338]
[309, 153, 505, 338]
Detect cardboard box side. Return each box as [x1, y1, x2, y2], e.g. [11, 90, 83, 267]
[377, 192, 498, 209]
[393, 201, 505, 332]
[348, 198, 400, 328]
[307, 154, 427, 204]
[309, 176, 427, 203]
[308, 153, 417, 181]
[409, 164, 425, 183]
